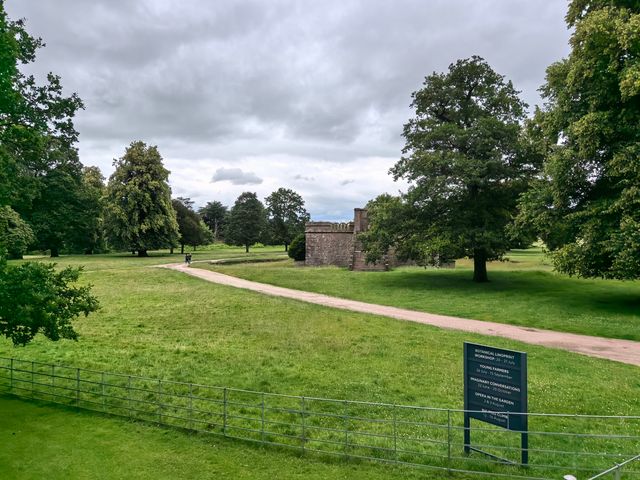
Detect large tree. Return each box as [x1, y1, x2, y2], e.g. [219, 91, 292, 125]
[105, 142, 179, 257]
[198, 200, 228, 241]
[0, 3, 99, 346]
[172, 197, 213, 254]
[225, 192, 266, 253]
[361, 57, 536, 282]
[517, 1, 640, 279]
[265, 188, 310, 251]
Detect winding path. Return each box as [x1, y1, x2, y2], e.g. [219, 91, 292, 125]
[158, 263, 640, 367]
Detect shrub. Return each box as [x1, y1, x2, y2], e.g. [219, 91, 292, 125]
[288, 234, 305, 261]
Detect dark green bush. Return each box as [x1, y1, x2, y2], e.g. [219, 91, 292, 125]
[288, 233, 305, 261]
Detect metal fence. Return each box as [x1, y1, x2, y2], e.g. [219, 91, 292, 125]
[1, 356, 638, 480]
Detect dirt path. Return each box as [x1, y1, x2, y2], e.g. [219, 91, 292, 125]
[159, 263, 640, 367]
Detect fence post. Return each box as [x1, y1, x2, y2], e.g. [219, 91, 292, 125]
[261, 392, 266, 443]
[615, 464, 622, 480]
[101, 372, 106, 413]
[10, 358, 13, 392]
[447, 409, 452, 473]
[157, 379, 163, 424]
[301, 396, 306, 453]
[31, 361, 34, 398]
[343, 400, 349, 458]
[51, 364, 55, 402]
[223, 388, 228, 436]
[76, 368, 80, 407]
[393, 404, 397, 462]
[128, 376, 132, 419]
[189, 383, 194, 431]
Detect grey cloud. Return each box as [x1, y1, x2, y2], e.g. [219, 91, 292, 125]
[293, 174, 315, 181]
[7, 0, 571, 219]
[340, 179, 355, 186]
[211, 168, 263, 185]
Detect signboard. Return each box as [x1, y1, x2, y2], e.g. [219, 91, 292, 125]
[463, 342, 528, 464]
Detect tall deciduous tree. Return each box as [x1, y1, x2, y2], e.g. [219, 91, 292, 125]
[265, 188, 310, 251]
[105, 142, 179, 257]
[362, 57, 536, 282]
[225, 192, 266, 253]
[517, 1, 640, 279]
[172, 197, 213, 254]
[198, 201, 228, 241]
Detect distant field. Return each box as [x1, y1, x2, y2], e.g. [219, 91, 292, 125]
[196, 248, 640, 341]
[2, 251, 639, 478]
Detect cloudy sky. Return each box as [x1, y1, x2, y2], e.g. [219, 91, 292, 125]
[7, 0, 571, 220]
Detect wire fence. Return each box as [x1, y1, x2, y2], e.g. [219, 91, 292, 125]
[1, 356, 638, 479]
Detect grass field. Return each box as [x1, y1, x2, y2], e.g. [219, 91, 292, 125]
[2, 250, 639, 478]
[195, 248, 640, 341]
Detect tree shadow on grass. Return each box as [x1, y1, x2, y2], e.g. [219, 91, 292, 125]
[375, 269, 640, 319]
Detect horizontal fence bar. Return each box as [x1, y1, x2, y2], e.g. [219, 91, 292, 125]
[1, 356, 638, 480]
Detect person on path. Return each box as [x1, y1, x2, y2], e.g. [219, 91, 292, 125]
[186, 253, 192, 265]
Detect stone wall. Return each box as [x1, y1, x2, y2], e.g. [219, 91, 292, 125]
[305, 221, 355, 267]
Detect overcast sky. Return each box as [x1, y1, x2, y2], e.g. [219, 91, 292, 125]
[7, 0, 571, 220]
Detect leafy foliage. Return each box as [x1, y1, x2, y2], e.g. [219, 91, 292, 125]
[265, 188, 310, 251]
[288, 233, 306, 261]
[0, 206, 34, 259]
[518, 1, 640, 279]
[0, 260, 98, 345]
[105, 142, 180, 256]
[198, 200, 228, 241]
[225, 192, 267, 253]
[362, 57, 535, 281]
[172, 198, 213, 252]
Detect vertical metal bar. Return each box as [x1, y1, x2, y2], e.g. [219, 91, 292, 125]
[31, 361, 34, 399]
[393, 404, 397, 462]
[463, 344, 470, 454]
[447, 410, 452, 472]
[614, 464, 621, 480]
[51, 364, 55, 402]
[261, 392, 266, 443]
[189, 383, 194, 431]
[157, 379, 163, 424]
[301, 396, 306, 453]
[128, 376, 132, 419]
[343, 400, 349, 458]
[101, 372, 106, 413]
[223, 388, 228, 436]
[10, 358, 13, 391]
[76, 368, 80, 407]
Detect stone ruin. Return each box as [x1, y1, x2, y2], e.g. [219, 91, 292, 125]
[305, 208, 398, 271]
[305, 208, 456, 271]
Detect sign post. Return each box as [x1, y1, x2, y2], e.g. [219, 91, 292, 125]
[463, 342, 528, 465]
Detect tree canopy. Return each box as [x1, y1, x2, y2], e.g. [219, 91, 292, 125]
[361, 57, 536, 282]
[198, 200, 228, 241]
[172, 197, 213, 253]
[225, 192, 266, 253]
[105, 142, 179, 257]
[265, 188, 310, 251]
[517, 0, 640, 279]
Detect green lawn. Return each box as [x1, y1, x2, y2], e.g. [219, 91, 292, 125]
[195, 248, 640, 341]
[0, 396, 426, 480]
[2, 252, 639, 478]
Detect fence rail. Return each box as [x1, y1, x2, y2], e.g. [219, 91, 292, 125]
[1, 357, 638, 479]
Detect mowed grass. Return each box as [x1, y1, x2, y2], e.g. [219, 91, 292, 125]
[196, 248, 640, 341]
[0, 397, 427, 480]
[1, 252, 639, 478]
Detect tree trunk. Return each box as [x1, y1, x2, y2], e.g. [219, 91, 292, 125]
[245, 244, 249, 253]
[284, 243, 288, 252]
[180, 243, 184, 254]
[50, 247, 59, 258]
[473, 248, 488, 282]
[138, 249, 148, 257]
[170, 246, 174, 254]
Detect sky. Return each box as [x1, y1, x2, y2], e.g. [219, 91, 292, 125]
[7, 0, 571, 221]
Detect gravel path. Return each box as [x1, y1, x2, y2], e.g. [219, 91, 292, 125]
[159, 263, 640, 367]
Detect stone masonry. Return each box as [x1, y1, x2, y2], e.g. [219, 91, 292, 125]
[305, 208, 391, 271]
